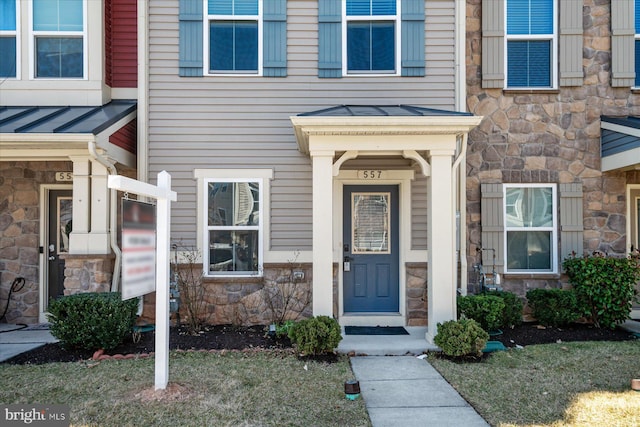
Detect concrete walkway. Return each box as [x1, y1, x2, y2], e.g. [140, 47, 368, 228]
[351, 356, 489, 427]
[0, 323, 58, 362]
[339, 328, 488, 427]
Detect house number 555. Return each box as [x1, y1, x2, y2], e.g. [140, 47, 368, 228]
[358, 170, 385, 179]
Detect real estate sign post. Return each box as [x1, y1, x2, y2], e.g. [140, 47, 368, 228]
[108, 171, 177, 390]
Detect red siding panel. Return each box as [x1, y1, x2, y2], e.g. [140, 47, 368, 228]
[109, 119, 137, 154]
[106, 0, 138, 88]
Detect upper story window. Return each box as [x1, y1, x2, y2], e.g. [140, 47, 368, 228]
[504, 184, 557, 273]
[344, 0, 399, 74]
[206, 0, 261, 75]
[32, 0, 85, 78]
[0, 0, 18, 78]
[505, 0, 556, 88]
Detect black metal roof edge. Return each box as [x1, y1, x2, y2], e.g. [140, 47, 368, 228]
[297, 104, 474, 117]
[57, 100, 137, 134]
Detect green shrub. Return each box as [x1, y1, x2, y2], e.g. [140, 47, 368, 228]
[275, 320, 295, 338]
[434, 319, 489, 357]
[482, 290, 523, 328]
[288, 316, 342, 355]
[563, 254, 640, 329]
[457, 294, 505, 331]
[47, 292, 139, 351]
[526, 288, 581, 327]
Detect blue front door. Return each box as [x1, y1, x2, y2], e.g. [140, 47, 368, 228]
[343, 185, 399, 312]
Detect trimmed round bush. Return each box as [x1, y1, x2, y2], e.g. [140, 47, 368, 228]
[482, 290, 523, 328]
[564, 254, 640, 329]
[434, 319, 489, 357]
[47, 292, 139, 351]
[526, 288, 581, 327]
[288, 315, 342, 355]
[457, 294, 505, 331]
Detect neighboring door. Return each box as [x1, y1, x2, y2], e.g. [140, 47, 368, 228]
[343, 185, 399, 312]
[48, 190, 72, 302]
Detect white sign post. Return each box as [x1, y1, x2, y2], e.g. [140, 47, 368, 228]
[108, 171, 177, 390]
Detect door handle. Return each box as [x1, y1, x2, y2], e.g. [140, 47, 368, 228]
[49, 256, 56, 261]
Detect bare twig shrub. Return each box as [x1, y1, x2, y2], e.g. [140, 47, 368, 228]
[171, 243, 210, 334]
[262, 251, 311, 325]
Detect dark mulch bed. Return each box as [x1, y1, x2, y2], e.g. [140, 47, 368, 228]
[492, 321, 637, 348]
[3, 321, 637, 365]
[4, 324, 291, 365]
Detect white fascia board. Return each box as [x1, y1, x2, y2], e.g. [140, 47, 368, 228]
[602, 147, 640, 172]
[290, 115, 483, 154]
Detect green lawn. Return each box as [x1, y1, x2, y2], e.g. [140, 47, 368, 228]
[428, 341, 640, 427]
[0, 351, 371, 427]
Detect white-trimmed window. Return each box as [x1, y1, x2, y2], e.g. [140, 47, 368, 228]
[31, 0, 86, 78]
[505, 0, 557, 88]
[343, 0, 400, 75]
[0, 0, 18, 78]
[205, 0, 262, 75]
[504, 184, 557, 273]
[196, 169, 272, 277]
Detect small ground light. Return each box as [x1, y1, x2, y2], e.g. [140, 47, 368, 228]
[632, 379, 640, 392]
[344, 380, 360, 400]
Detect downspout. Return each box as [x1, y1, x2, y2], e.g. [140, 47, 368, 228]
[88, 142, 121, 293]
[454, 0, 468, 297]
[452, 134, 468, 297]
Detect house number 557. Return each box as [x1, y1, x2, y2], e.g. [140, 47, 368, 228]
[358, 170, 384, 179]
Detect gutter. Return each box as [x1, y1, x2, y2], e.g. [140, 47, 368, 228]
[88, 141, 121, 293]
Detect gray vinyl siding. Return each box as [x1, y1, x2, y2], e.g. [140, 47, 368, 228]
[148, 0, 457, 250]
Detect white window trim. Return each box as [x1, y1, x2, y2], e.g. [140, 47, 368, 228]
[28, 0, 88, 80]
[503, 183, 558, 274]
[203, 0, 263, 77]
[342, 0, 401, 77]
[503, 0, 558, 90]
[0, 0, 20, 79]
[194, 168, 273, 277]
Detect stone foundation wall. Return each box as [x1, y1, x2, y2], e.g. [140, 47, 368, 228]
[0, 161, 72, 324]
[466, 0, 640, 296]
[142, 263, 314, 326]
[60, 255, 114, 295]
[406, 263, 427, 326]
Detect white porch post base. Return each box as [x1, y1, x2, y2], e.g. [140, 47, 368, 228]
[311, 151, 335, 316]
[426, 149, 456, 343]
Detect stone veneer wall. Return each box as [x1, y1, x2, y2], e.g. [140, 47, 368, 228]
[142, 263, 314, 326]
[406, 263, 427, 326]
[0, 161, 72, 324]
[466, 0, 640, 298]
[60, 255, 114, 295]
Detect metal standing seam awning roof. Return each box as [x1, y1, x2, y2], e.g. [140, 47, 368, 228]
[297, 104, 474, 117]
[0, 100, 137, 167]
[291, 105, 480, 155]
[600, 116, 640, 171]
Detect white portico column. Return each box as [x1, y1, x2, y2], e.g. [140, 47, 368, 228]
[310, 149, 335, 316]
[68, 156, 91, 254]
[426, 148, 457, 343]
[88, 160, 110, 253]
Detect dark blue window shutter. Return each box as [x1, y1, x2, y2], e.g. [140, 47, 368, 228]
[263, 0, 287, 77]
[401, 0, 425, 76]
[179, 0, 203, 77]
[318, 0, 342, 78]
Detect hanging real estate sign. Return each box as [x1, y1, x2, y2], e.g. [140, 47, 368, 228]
[121, 199, 157, 299]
